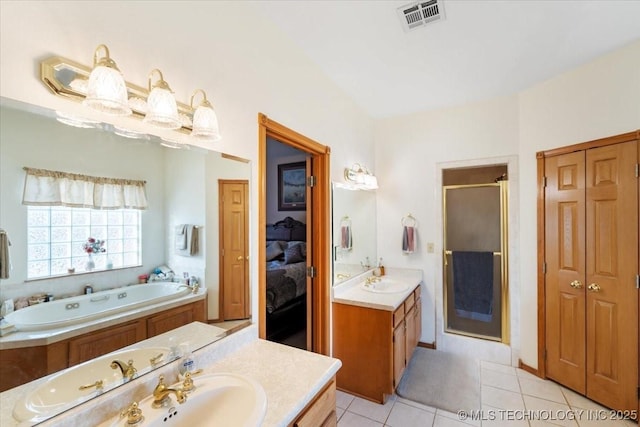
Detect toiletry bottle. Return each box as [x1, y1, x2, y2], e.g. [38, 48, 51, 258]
[84, 285, 93, 294]
[179, 342, 195, 375]
[378, 258, 385, 276]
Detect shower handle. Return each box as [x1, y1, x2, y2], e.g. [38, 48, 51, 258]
[569, 280, 583, 289]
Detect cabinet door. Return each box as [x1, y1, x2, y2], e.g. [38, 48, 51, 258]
[544, 151, 587, 394]
[405, 305, 417, 363]
[147, 304, 195, 337]
[585, 141, 638, 412]
[415, 297, 422, 346]
[393, 324, 406, 389]
[68, 320, 146, 366]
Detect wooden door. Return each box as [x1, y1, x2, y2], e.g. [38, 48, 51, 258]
[585, 141, 638, 412]
[545, 151, 587, 393]
[220, 180, 249, 320]
[305, 156, 313, 350]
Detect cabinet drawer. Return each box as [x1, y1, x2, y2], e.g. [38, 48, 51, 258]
[294, 379, 336, 427]
[404, 292, 415, 312]
[393, 304, 405, 327]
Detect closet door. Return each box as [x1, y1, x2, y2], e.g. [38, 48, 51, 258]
[585, 141, 638, 412]
[545, 151, 586, 394]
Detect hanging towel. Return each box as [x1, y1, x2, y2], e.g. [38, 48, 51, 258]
[452, 251, 494, 322]
[189, 226, 199, 255]
[0, 229, 11, 279]
[175, 224, 188, 250]
[341, 225, 352, 250]
[402, 226, 416, 254]
[176, 225, 199, 256]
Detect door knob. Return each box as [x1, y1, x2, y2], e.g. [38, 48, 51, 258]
[587, 283, 601, 292]
[236, 256, 243, 261]
[570, 280, 583, 289]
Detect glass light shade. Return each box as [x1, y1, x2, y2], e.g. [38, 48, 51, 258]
[364, 174, 379, 190]
[55, 111, 102, 129]
[191, 105, 221, 141]
[144, 87, 181, 129]
[83, 65, 132, 116]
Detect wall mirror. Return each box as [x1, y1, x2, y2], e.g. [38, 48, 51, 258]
[331, 183, 377, 286]
[0, 96, 250, 420]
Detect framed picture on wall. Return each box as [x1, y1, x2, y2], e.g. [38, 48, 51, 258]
[278, 161, 306, 211]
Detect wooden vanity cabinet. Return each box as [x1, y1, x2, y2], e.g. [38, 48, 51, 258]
[333, 286, 422, 403]
[290, 376, 337, 427]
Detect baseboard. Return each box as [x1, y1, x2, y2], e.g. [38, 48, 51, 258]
[417, 341, 436, 349]
[518, 359, 542, 378]
[207, 318, 221, 324]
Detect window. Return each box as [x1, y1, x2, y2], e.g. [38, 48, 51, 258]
[27, 206, 141, 279]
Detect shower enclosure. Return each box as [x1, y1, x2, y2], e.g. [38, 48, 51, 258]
[443, 173, 509, 343]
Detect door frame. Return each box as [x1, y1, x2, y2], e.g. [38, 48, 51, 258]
[257, 113, 331, 355]
[535, 130, 639, 378]
[218, 179, 249, 321]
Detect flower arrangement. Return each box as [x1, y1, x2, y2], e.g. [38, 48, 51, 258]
[83, 237, 106, 254]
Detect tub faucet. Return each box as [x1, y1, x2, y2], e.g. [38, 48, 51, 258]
[152, 375, 187, 408]
[111, 359, 137, 381]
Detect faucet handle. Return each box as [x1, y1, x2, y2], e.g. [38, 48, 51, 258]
[182, 372, 195, 392]
[121, 402, 144, 426]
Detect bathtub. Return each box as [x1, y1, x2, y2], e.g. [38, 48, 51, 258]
[4, 282, 191, 332]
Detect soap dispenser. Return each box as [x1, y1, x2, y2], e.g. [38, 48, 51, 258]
[378, 258, 385, 276]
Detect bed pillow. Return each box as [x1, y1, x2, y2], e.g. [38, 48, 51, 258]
[284, 243, 305, 264]
[266, 241, 284, 261]
[287, 241, 307, 258]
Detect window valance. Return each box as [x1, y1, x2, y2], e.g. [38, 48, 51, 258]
[22, 167, 148, 210]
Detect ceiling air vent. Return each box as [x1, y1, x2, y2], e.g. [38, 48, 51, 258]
[397, 0, 444, 32]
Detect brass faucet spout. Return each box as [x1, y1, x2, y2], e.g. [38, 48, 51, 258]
[152, 375, 187, 408]
[111, 359, 137, 381]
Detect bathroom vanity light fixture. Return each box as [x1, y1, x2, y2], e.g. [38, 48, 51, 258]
[143, 69, 181, 130]
[190, 89, 221, 141]
[39, 44, 222, 144]
[344, 164, 379, 190]
[83, 44, 132, 116]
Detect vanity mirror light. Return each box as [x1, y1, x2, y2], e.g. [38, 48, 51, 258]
[0, 97, 250, 421]
[331, 182, 377, 285]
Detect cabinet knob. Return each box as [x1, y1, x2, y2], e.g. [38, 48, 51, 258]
[569, 280, 583, 289]
[587, 283, 601, 292]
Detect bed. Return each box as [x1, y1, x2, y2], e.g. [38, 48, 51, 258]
[265, 217, 307, 340]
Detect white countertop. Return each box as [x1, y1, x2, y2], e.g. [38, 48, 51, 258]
[332, 267, 423, 311]
[1, 323, 341, 427]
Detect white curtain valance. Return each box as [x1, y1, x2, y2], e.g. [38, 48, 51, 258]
[22, 167, 148, 210]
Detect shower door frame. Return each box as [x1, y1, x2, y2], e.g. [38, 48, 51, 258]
[442, 181, 510, 344]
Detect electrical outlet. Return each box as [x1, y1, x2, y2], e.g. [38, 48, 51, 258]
[427, 242, 435, 253]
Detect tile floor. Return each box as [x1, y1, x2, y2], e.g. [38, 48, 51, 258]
[336, 361, 638, 427]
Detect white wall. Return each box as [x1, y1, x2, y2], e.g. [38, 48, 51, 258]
[0, 106, 166, 300]
[517, 40, 640, 368]
[204, 154, 251, 320]
[0, 2, 374, 324]
[375, 40, 640, 368]
[374, 95, 521, 364]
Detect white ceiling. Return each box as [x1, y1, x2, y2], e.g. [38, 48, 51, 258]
[255, 1, 640, 118]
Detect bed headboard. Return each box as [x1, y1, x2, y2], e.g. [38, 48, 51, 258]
[266, 217, 306, 241]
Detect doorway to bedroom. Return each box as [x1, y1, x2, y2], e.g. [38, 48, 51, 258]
[258, 114, 331, 355]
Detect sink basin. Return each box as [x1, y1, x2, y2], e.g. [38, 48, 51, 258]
[13, 346, 172, 423]
[360, 278, 409, 294]
[108, 373, 267, 427]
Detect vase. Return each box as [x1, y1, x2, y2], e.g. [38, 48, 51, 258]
[85, 253, 95, 271]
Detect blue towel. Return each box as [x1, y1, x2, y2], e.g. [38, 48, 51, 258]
[452, 251, 494, 322]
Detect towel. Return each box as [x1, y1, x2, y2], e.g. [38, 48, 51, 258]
[452, 251, 494, 322]
[176, 225, 199, 256]
[402, 226, 416, 254]
[189, 226, 199, 255]
[0, 229, 11, 279]
[175, 224, 187, 250]
[340, 225, 352, 250]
